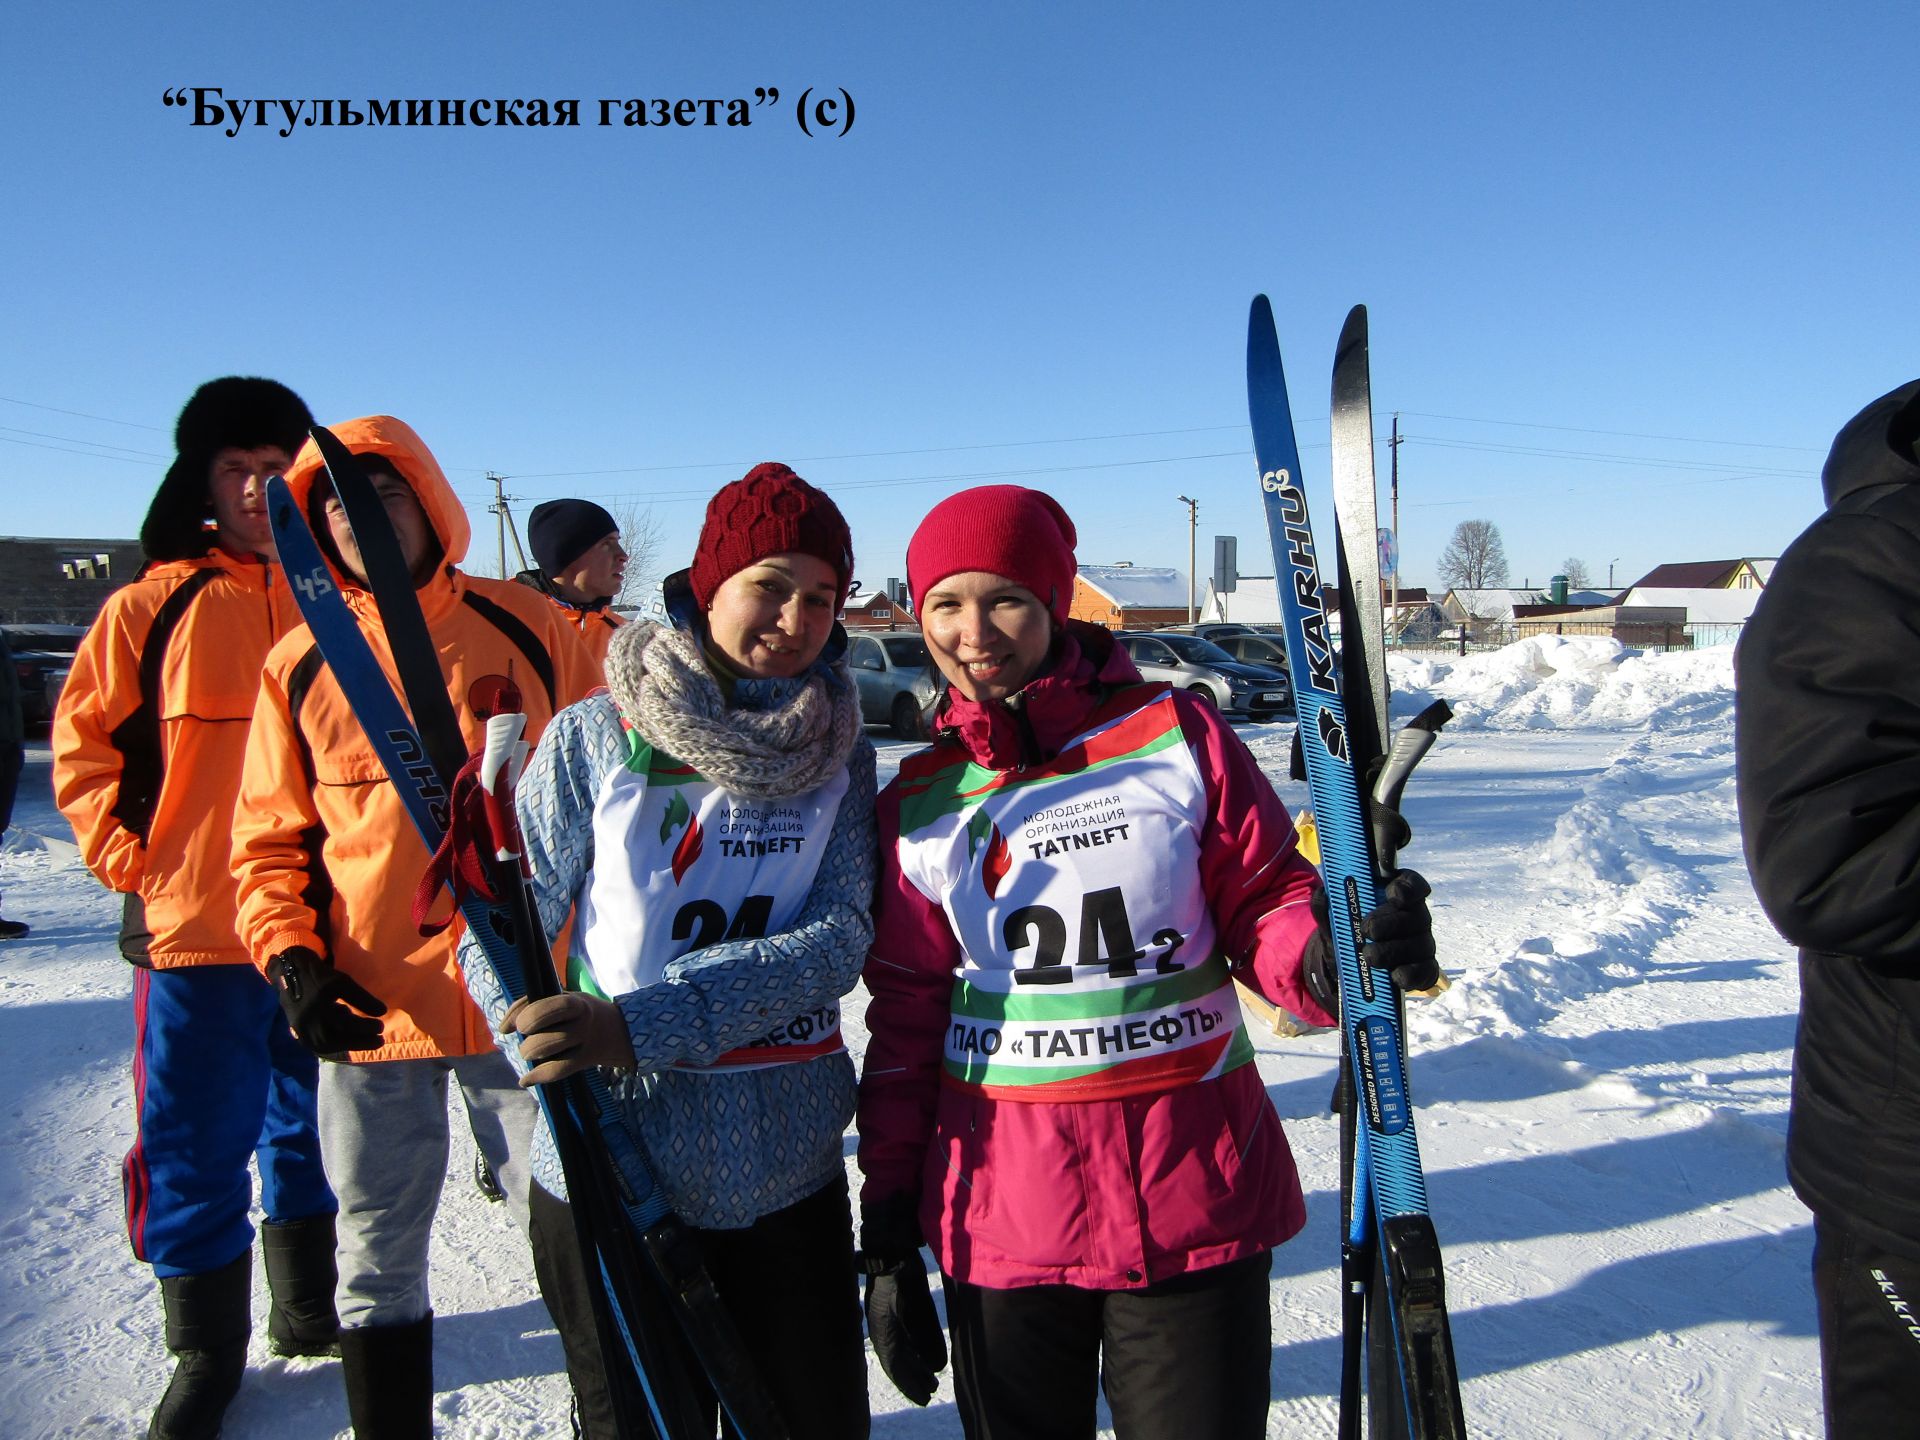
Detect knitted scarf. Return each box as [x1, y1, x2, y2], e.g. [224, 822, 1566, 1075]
[602, 620, 860, 799]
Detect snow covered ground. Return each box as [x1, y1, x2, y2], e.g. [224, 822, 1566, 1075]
[0, 637, 1818, 1438]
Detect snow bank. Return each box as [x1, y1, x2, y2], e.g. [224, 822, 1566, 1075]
[1390, 636, 1734, 732]
[1391, 639, 1745, 1055]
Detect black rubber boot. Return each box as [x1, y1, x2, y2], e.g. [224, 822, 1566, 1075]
[261, 1215, 341, 1358]
[339, 1314, 435, 1440]
[148, 1251, 251, 1440]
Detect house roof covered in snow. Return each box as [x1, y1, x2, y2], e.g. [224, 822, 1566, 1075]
[1615, 586, 1764, 624]
[1077, 565, 1193, 609]
[1442, 588, 1550, 621]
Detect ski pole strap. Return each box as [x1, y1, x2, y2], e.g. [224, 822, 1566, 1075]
[413, 755, 506, 934]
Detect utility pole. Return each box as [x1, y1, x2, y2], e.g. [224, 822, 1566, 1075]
[1389, 415, 1403, 640]
[1176, 495, 1198, 622]
[487, 472, 511, 579]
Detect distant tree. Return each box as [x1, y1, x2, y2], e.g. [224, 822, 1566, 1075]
[1437, 520, 1511, 592]
[607, 500, 665, 612]
[1560, 557, 1593, 590]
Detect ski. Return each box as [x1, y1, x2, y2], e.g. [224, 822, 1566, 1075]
[271, 455, 787, 1439]
[1244, 297, 1466, 1439]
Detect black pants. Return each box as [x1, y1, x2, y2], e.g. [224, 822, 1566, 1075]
[1813, 1217, 1920, 1439]
[0, 741, 21, 838]
[946, 1250, 1273, 1440]
[532, 1172, 869, 1440]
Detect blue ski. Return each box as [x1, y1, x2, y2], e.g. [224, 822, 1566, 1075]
[1245, 296, 1465, 1439]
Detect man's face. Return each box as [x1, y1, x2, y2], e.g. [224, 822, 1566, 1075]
[208, 446, 292, 558]
[557, 532, 627, 604]
[322, 469, 436, 586]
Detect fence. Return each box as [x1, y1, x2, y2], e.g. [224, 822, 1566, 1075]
[1393, 619, 1743, 655]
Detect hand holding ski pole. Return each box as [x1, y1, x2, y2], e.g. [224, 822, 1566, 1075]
[503, 992, 638, 1084]
[1301, 871, 1439, 1016]
[474, 712, 643, 1085]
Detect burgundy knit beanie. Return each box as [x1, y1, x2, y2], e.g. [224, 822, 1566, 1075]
[907, 485, 1079, 622]
[688, 463, 854, 609]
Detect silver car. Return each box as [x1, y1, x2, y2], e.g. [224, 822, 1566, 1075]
[1116, 631, 1292, 720]
[848, 632, 939, 738]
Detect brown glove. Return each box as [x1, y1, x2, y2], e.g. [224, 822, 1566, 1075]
[502, 992, 637, 1086]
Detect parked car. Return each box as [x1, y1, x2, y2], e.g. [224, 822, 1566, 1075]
[848, 631, 939, 739]
[3, 623, 87, 730]
[1215, 632, 1293, 674]
[1161, 622, 1264, 644]
[1115, 631, 1292, 720]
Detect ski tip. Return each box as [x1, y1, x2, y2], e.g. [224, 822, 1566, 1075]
[1338, 304, 1368, 350]
[1247, 295, 1280, 363]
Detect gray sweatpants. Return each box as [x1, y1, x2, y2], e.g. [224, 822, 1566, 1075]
[318, 1049, 540, 1328]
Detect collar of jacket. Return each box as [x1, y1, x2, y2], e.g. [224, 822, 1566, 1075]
[138, 550, 278, 589]
[933, 620, 1144, 769]
[339, 560, 466, 627]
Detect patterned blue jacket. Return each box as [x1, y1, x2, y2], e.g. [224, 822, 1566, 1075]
[457, 677, 876, 1229]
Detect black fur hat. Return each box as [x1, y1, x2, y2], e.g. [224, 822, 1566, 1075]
[140, 377, 314, 561]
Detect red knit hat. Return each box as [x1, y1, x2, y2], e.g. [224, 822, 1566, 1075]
[689, 463, 854, 609]
[907, 485, 1078, 622]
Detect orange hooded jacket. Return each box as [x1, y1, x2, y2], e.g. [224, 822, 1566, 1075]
[54, 552, 297, 967]
[231, 416, 597, 1061]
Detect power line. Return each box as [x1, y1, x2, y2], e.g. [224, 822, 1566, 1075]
[0, 394, 168, 431]
[0, 434, 160, 464]
[1396, 409, 1824, 453]
[1403, 433, 1813, 478]
[0, 425, 168, 459]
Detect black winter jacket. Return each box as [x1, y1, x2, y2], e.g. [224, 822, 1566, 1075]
[1737, 378, 1920, 1255]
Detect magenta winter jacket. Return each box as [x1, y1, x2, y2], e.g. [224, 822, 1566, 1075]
[856, 624, 1330, 1290]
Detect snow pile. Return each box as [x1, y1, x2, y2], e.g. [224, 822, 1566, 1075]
[1390, 636, 1734, 732]
[1390, 641, 1746, 1060]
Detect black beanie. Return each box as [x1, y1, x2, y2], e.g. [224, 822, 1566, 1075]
[140, 377, 315, 561]
[529, 499, 618, 577]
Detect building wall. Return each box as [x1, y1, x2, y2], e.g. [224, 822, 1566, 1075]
[0, 537, 145, 625]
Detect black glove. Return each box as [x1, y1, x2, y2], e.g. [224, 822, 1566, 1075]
[269, 945, 388, 1057]
[1362, 869, 1440, 992]
[1303, 868, 1440, 1013]
[858, 1193, 947, 1406]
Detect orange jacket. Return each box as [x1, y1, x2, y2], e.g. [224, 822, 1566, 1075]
[560, 599, 625, 670]
[53, 551, 297, 967]
[231, 415, 597, 1061]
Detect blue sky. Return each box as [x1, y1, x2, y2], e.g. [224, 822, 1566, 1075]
[4, 2, 1913, 597]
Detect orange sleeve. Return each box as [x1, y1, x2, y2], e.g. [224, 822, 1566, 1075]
[51, 593, 151, 895]
[230, 645, 329, 968]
